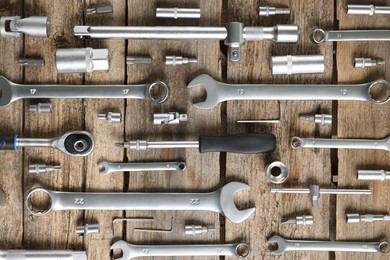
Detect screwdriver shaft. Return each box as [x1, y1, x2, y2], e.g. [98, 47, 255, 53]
[116, 140, 199, 150]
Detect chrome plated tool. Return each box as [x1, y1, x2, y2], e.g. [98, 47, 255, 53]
[153, 112, 187, 125]
[187, 74, 390, 109]
[290, 136, 390, 152]
[98, 161, 186, 174]
[354, 57, 384, 68]
[73, 22, 298, 61]
[346, 213, 390, 223]
[0, 76, 169, 107]
[267, 235, 389, 255]
[0, 131, 94, 157]
[28, 164, 61, 174]
[347, 5, 390, 15]
[26, 182, 255, 223]
[259, 6, 290, 16]
[311, 28, 390, 43]
[282, 215, 313, 225]
[116, 133, 276, 154]
[0, 16, 49, 37]
[111, 240, 250, 259]
[156, 7, 201, 19]
[299, 114, 332, 125]
[357, 169, 390, 181]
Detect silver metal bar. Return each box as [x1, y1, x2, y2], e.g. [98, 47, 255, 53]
[347, 5, 390, 15]
[98, 161, 186, 174]
[117, 140, 199, 150]
[312, 28, 390, 43]
[156, 8, 201, 19]
[357, 169, 390, 181]
[346, 213, 390, 223]
[270, 188, 371, 195]
[0, 250, 86, 259]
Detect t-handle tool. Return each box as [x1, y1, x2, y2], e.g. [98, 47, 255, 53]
[25, 182, 255, 223]
[187, 74, 390, 109]
[73, 22, 298, 61]
[115, 133, 276, 154]
[0, 76, 169, 107]
[0, 131, 94, 157]
[110, 240, 250, 259]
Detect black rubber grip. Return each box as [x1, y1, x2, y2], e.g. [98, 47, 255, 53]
[199, 133, 276, 154]
[0, 134, 17, 150]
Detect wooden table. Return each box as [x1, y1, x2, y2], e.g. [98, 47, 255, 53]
[0, 0, 388, 259]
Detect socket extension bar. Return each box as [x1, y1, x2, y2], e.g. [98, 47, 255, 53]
[73, 22, 298, 61]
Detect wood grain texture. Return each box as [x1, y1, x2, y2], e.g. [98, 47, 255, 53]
[226, 1, 334, 259]
[124, 1, 222, 259]
[335, 0, 390, 259]
[0, 0, 24, 249]
[22, 0, 85, 251]
[83, 1, 126, 259]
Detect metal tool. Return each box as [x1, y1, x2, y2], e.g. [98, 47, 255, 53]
[0, 131, 94, 157]
[18, 58, 45, 67]
[110, 240, 250, 259]
[116, 133, 276, 154]
[290, 136, 390, 152]
[126, 56, 152, 65]
[156, 7, 201, 19]
[347, 213, 390, 223]
[271, 185, 371, 206]
[153, 112, 187, 125]
[99, 112, 121, 123]
[311, 28, 390, 44]
[134, 217, 173, 233]
[299, 114, 332, 125]
[25, 182, 255, 223]
[259, 6, 290, 16]
[86, 6, 113, 14]
[266, 161, 288, 184]
[267, 235, 389, 255]
[354, 57, 384, 68]
[166, 56, 197, 66]
[0, 76, 170, 107]
[357, 169, 390, 181]
[282, 215, 313, 225]
[187, 74, 390, 109]
[99, 161, 186, 174]
[0, 16, 49, 37]
[56, 48, 109, 73]
[112, 217, 154, 236]
[28, 164, 61, 174]
[73, 22, 298, 62]
[76, 224, 100, 236]
[272, 55, 324, 75]
[0, 250, 87, 259]
[347, 5, 390, 16]
[29, 103, 52, 113]
[185, 225, 216, 236]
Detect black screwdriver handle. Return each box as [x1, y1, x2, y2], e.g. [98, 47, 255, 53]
[0, 134, 18, 150]
[199, 133, 276, 154]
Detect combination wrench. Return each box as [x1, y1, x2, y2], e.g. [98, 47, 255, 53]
[0, 249, 86, 259]
[187, 74, 390, 109]
[267, 235, 390, 255]
[73, 22, 298, 61]
[98, 161, 186, 174]
[0, 76, 169, 107]
[110, 240, 250, 259]
[0, 131, 94, 156]
[311, 28, 390, 43]
[25, 182, 255, 223]
[290, 136, 390, 152]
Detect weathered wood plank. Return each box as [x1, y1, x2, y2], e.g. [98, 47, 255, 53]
[83, 0, 126, 259]
[22, 0, 85, 251]
[226, 0, 334, 259]
[0, 0, 24, 249]
[124, 0, 222, 259]
[336, 0, 390, 259]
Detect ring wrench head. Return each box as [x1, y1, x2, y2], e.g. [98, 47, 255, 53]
[25, 188, 53, 216]
[187, 74, 221, 109]
[290, 136, 302, 149]
[368, 80, 390, 104]
[310, 29, 326, 44]
[54, 131, 95, 156]
[220, 182, 256, 223]
[147, 81, 170, 104]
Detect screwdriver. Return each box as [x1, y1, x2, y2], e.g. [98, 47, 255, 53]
[115, 133, 276, 154]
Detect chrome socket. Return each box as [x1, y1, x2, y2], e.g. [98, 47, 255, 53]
[156, 7, 201, 19]
[0, 16, 49, 38]
[272, 55, 325, 75]
[29, 103, 52, 113]
[56, 48, 109, 73]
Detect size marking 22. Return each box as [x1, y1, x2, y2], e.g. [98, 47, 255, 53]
[75, 198, 84, 205]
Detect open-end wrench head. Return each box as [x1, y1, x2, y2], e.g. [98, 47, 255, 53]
[110, 240, 132, 260]
[267, 235, 287, 255]
[187, 74, 221, 109]
[0, 76, 14, 107]
[220, 182, 255, 223]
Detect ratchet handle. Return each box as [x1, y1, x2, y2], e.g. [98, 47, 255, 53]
[199, 133, 276, 154]
[0, 134, 18, 150]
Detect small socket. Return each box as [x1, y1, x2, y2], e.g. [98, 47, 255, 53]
[99, 112, 121, 123]
[354, 57, 385, 68]
[259, 6, 290, 16]
[185, 225, 216, 236]
[29, 103, 52, 113]
[300, 114, 332, 125]
[28, 164, 61, 174]
[166, 56, 197, 66]
[76, 224, 100, 236]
